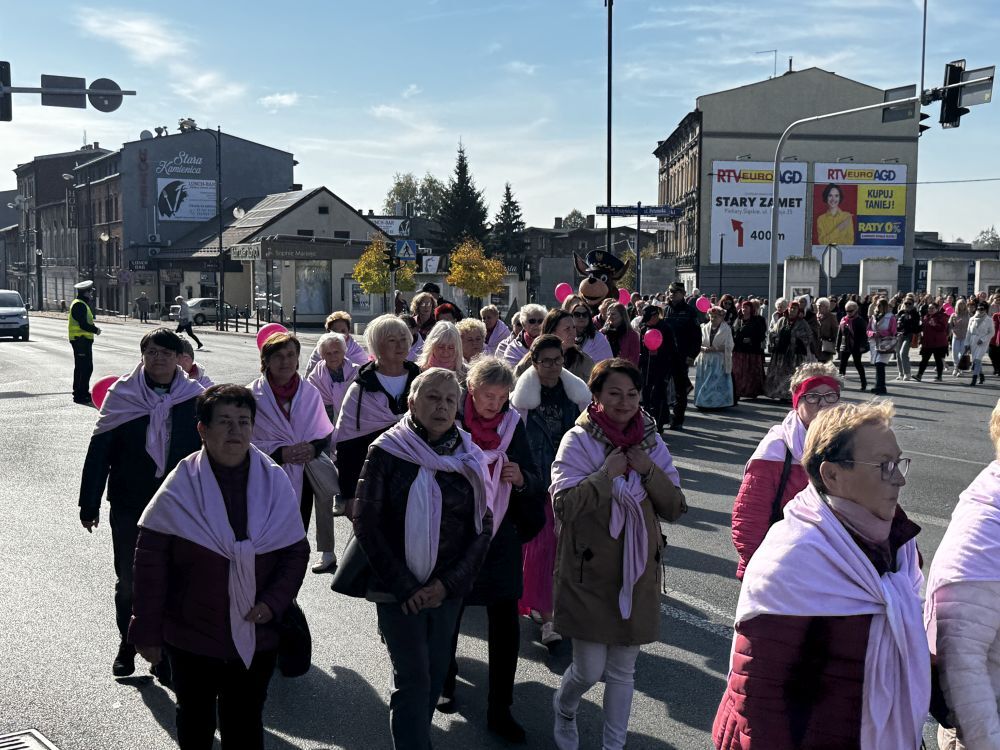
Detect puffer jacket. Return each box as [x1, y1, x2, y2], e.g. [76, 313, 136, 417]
[713, 509, 921, 750]
[352, 421, 493, 603]
[731, 457, 809, 580]
[922, 311, 950, 350]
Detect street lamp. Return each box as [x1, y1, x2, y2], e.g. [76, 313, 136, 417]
[35, 248, 43, 310]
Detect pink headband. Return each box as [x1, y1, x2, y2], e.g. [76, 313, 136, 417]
[791, 376, 841, 408]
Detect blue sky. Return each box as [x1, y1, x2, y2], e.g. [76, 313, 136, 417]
[2, 0, 998, 241]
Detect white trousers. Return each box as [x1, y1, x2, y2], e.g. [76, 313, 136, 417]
[556, 639, 640, 750]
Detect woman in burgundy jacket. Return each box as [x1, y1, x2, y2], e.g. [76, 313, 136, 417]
[915, 301, 950, 381]
[731, 362, 843, 579]
[602, 303, 641, 366]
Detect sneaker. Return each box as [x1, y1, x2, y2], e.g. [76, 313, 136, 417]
[112, 642, 136, 677]
[903, 375, 911, 381]
[541, 621, 562, 646]
[488, 707, 527, 744]
[311, 552, 337, 574]
[894, 375, 904, 381]
[553, 690, 579, 750]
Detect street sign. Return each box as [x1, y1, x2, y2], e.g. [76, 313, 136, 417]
[88, 77, 123, 112]
[596, 205, 640, 217]
[959, 65, 995, 108]
[882, 84, 916, 123]
[229, 245, 261, 261]
[395, 239, 417, 261]
[822, 244, 843, 279]
[40, 75, 86, 108]
[129, 260, 149, 272]
[596, 204, 682, 217]
[640, 221, 674, 231]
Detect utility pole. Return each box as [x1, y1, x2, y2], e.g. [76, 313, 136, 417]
[605, 0, 613, 265]
[718, 234, 725, 296]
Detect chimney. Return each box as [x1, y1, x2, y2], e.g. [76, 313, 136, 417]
[94, 141, 99, 149]
[554, 217, 563, 229]
[368, 209, 375, 215]
[586, 214, 595, 229]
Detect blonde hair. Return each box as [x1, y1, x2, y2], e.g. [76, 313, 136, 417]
[789, 361, 843, 393]
[803, 400, 895, 493]
[364, 314, 412, 358]
[410, 292, 437, 317]
[991, 399, 1000, 458]
[324, 311, 352, 331]
[456, 318, 487, 339]
[480, 304, 499, 318]
[418, 321, 467, 379]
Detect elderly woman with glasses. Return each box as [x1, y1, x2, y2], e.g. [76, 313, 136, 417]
[410, 291, 438, 341]
[714, 401, 927, 750]
[511, 334, 592, 648]
[502, 304, 547, 367]
[563, 294, 614, 363]
[926, 398, 1000, 750]
[730, 362, 843, 580]
[694, 305, 735, 409]
[514, 309, 595, 382]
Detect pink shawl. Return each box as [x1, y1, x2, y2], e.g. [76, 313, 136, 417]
[248, 376, 334, 497]
[484, 320, 511, 355]
[549, 425, 680, 619]
[305, 358, 358, 417]
[746, 410, 807, 468]
[407, 335, 424, 362]
[925, 461, 1000, 649]
[94, 363, 205, 477]
[373, 419, 490, 584]
[306, 337, 370, 376]
[581, 330, 614, 363]
[736, 484, 929, 750]
[138, 446, 305, 668]
[502, 336, 530, 367]
[463, 408, 521, 535]
[333, 379, 405, 444]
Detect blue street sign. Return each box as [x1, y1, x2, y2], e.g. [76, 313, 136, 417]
[395, 239, 417, 261]
[596, 204, 682, 218]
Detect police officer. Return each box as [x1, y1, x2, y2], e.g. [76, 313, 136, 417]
[69, 280, 101, 405]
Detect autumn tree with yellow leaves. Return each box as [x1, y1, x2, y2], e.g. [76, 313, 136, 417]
[446, 238, 507, 306]
[353, 234, 416, 295]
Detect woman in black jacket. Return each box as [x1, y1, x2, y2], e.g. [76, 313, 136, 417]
[731, 300, 767, 400]
[895, 297, 922, 381]
[835, 300, 869, 391]
[440, 357, 545, 742]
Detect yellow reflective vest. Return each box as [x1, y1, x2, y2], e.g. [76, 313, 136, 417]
[68, 298, 95, 340]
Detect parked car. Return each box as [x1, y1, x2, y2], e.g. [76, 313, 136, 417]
[0, 290, 29, 341]
[168, 297, 236, 326]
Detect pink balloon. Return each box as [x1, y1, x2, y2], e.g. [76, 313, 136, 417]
[256, 322, 289, 350]
[643, 328, 663, 351]
[554, 283, 574, 304]
[618, 288, 631, 305]
[91, 375, 119, 410]
[943, 304, 954, 316]
[696, 296, 712, 313]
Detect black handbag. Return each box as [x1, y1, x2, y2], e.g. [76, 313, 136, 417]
[330, 532, 372, 598]
[276, 599, 311, 678]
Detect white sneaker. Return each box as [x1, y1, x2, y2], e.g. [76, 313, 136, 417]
[903, 375, 911, 381]
[894, 375, 904, 381]
[553, 690, 579, 750]
[541, 621, 563, 646]
[311, 551, 337, 574]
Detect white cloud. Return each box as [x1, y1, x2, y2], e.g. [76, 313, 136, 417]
[402, 84, 422, 99]
[504, 60, 537, 76]
[486, 41, 503, 55]
[258, 92, 301, 112]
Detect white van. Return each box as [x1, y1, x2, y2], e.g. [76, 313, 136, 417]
[0, 290, 29, 341]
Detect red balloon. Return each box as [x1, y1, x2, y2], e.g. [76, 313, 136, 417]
[554, 283, 574, 304]
[618, 288, 631, 305]
[696, 296, 712, 313]
[643, 328, 663, 351]
[91, 375, 119, 410]
[256, 322, 289, 350]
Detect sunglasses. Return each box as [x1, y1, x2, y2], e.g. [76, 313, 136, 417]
[572, 311, 590, 319]
[525, 318, 544, 325]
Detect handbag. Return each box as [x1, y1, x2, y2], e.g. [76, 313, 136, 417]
[958, 351, 972, 371]
[276, 599, 312, 678]
[876, 336, 897, 354]
[330, 531, 373, 598]
[821, 339, 836, 354]
[304, 453, 340, 502]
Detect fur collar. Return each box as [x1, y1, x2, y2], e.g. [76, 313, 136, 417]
[511, 367, 592, 412]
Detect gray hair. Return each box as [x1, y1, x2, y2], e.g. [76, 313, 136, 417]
[789, 361, 843, 393]
[480, 304, 499, 318]
[815, 297, 831, 310]
[519, 303, 547, 322]
[364, 314, 412, 358]
[775, 297, 788, 310]
[409, 367, 460, 403]
[317, 332, 347, 353]
[467, 356, 515, 392]
[456, 318, 487, 338]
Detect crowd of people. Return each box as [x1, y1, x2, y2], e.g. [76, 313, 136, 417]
[72, 277, 1000, 749]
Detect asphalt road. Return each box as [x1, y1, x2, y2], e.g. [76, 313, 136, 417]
[2, 315, 995, 749]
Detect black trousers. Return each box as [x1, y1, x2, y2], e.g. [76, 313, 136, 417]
[671, 370, 689, 426]
[71, 337, 94, 401]
[838, 349, 868, 388]
[168, 645, 277, 750]
[918, 347, 947, 379]
[175, 321, 203, 348]
[109, 505, 143, 640]
[138, 309, 149, 322]
[443, 598, 520, 710]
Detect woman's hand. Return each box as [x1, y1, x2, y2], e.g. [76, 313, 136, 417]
[245, 602, 274, 625]
[603, 448, 628, 479]
[282, 442, 314, 465]
[626, 446, 654, 476]
[402, 579, 447, 614]
[136, 645, 162, 666]
[500, 461, 524, 488]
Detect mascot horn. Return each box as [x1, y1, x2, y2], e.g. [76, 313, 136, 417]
[574, 250, 629, 313]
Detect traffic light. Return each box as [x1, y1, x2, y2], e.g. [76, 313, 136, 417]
[918, 110, 932, 136]
[383, 245, 398, 271]
[940, 59, 970, 129]
[0, 61, 11, 122]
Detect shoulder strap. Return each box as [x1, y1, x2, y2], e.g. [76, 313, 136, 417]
[769, 446, 794, 526]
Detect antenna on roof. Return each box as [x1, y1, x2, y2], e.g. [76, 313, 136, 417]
[756, 50, 777, 79]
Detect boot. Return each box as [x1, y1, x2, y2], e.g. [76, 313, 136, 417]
[981, 372, 986, 384]
[970, 373, 978, 386]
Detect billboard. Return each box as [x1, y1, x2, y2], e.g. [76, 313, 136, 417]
[709, 161, 807, 263]
[156, 178, 217, 222]
[811, 163, 907, 262]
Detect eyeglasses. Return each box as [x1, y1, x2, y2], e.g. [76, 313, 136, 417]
[535, 355, 564, 367]
[142, 347, 178, 360]
[801, 391, 840, 405]
[526, 318, 544, 325]
[572, 311, 590, 319]
[831, 457, 911, 480]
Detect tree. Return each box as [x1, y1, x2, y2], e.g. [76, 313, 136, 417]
[973, 225, 1000, 250]
[418, 173, 446, 220]
[563, 209, 586, 230]
[446, 238, 507, 305]
[352, 234, 416, 295]
[382, 172, 419, 214]
[491, 182, 525, 256]
[382, 172, 446, 218]
[437, 143, 490, 248]
[618, 244, 659, 292]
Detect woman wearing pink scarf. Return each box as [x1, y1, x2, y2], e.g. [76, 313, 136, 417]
[305, 332, 358, 425]
[130, 385, 309, 750]
[481, 303, 511, 355]
[714, 401, 929, 750]
[304, 310, 370, 377]
[249, 332, 335, 574]
[549, 359, 686, 750]
[417, 320, 467, 383]
[731, 362, 843, 579]
[926, 399, 1000, 750]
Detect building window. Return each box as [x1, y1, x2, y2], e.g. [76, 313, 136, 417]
[333, 230, 350, 240]
[318, 206, 330, 215]
[296, 229, 314, 237]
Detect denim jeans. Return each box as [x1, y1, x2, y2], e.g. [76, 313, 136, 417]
[896, 337, 912, 377]
[377, 598, 463, 750]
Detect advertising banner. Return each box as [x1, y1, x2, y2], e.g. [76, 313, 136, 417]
[370, 217, 411, 237]
[709, 161, 807, 264]
[811, 163, 906, 262]
[156, 178, 217, 222]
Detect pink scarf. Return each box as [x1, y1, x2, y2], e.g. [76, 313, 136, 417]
[306, 359, 358, 417]
[461, 402, 521, 535]
[736, 483, 929, 750]
[925, 461, 1000, 650]
[747, 410, 807, 467]
[484, 320, 511, 354]
[549, 423, 680, 619]
[94, 363, 205, 477]
[305, 337, 370, 377]
[333, 380, 405, 444]
[138, 446, 305, 668]
[373, 419, 490, 584]
[248, 376, 334, 497]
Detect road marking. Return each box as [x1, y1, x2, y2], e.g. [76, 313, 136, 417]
[904, 449, 986, 466]
[664, 586, 735, 624]
[661, 603, 732, 639]
[903, 510, 949, 529]
[660, 586, 735, 640]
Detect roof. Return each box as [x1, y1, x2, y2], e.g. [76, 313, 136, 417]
[15, 147, 111, 172]
[122, 128, 293, 157]
[697, 67, 881, 103]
